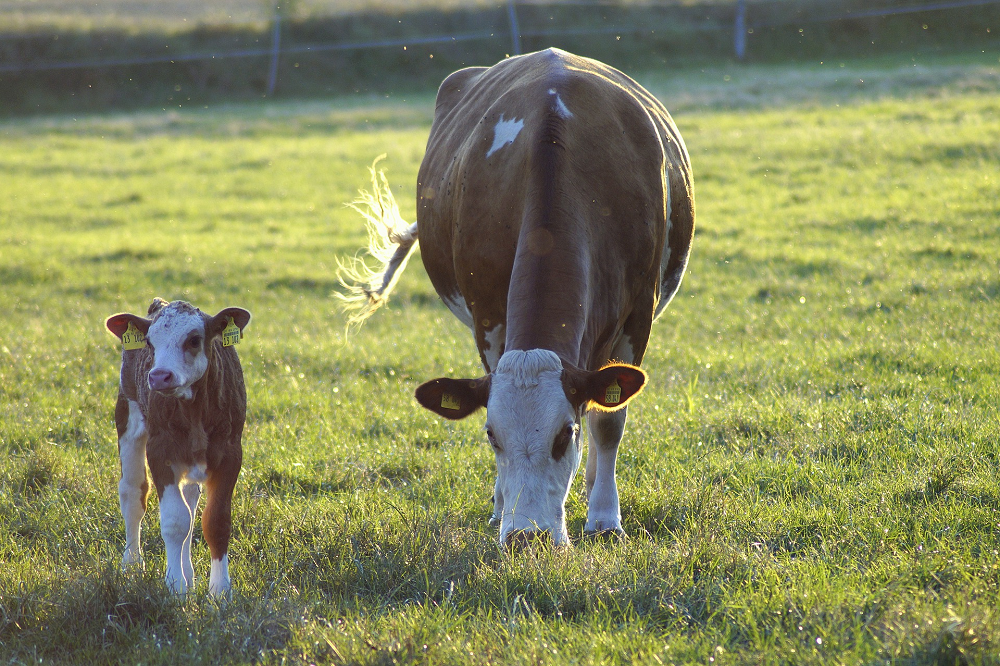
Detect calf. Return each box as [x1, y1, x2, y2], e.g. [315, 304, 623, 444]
[105, 298, 251, 594]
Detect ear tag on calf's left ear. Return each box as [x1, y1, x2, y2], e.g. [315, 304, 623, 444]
[122, 322, 147, 350]
[222, 317, 242, 347]
[441, 392, 461, 411]
[605, 380, 622, 404]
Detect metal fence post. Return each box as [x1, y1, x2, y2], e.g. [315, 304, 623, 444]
[507, 0, 522, 55]
[266, 4, 282, 96]
[734, 0, 747, 60]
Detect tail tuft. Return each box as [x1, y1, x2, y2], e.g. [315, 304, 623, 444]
[336, 156, 419, 328]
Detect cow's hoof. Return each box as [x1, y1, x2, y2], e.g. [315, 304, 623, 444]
[488, 513, 501, 528]
[583, 527, 626, 542]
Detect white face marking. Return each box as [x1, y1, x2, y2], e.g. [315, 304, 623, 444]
[486, 350, 582, 545]
[548, 89, 573, 119]
[119, 400, 148, 569]
[486, 115, 525, 158]
[146, 305, 209, 400]
[209, 554, 231, 596]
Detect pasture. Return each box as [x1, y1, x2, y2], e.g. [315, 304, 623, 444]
[1, 54, 999, 664]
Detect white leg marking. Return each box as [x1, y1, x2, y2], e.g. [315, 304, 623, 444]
[181, 481, 201, 589]
[482, 325, 505, 373]
[584, 423, 596, 499]
[160, 483, 194, 594]
[209, 554, 231, 596]
[486, 115, 525, 158]
[585, 415, 623, 533]
[119, 401, 148, 569]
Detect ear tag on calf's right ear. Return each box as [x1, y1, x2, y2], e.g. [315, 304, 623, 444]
[605, 380, 622, 404]
[222, 317, 241, 347]
[441, 392, 461, 411]
[122, 322, 147, 350]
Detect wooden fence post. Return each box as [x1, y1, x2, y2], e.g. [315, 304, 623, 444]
[266, 4, 282, 96]
[734, 0, 747, 60]
[507, 0, 522, 55]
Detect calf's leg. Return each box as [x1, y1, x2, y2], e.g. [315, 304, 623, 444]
[202, 454, 241, 596]
[116, 397, 149, 568]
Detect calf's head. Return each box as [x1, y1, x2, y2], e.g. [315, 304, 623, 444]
[106, 299, 251, 400]
[416, 349, 645, 546]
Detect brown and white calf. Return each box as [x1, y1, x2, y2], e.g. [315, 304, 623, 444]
[105, 298, 251, 594]
[339, 48, 694, 545]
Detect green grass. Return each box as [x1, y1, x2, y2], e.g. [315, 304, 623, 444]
[1, 56, 999, 664]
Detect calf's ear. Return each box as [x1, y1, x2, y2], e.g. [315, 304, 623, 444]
[415, 376, 491, 420]
[208, 307, 252, 339]
[563, 363, 647, 412]
[105, 313, 151, 340]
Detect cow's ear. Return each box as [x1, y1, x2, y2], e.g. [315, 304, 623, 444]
[208, 307, 252, 339]
[415, 376, 490, 420]
[105, 313, 151, 340]
[564, 363, 647, 412]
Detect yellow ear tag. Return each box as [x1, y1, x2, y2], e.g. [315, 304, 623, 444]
[122, 322, 147, 350]
[441, 392, 461, 411]
[605, 380, 622, 404]
[222, 317, 242, 347]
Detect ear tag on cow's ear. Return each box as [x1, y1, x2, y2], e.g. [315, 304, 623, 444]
[122, 322, 147, 351]
[441, 392, 461, 411]
[605, 380, 622, 404]
[222, 317, 242, 347]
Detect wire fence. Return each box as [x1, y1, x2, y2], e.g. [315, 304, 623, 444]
[0, 0, 996, 85]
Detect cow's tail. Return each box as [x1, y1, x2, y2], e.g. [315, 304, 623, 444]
[336, 157, 419, 327]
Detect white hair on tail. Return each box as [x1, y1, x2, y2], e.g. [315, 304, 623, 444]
[495, 349, 563, 388]
[336, 155, 419, 327]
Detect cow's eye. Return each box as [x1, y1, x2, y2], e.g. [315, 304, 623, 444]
[551, 422, 576, 461]
[486, 427, 501, 452]
[187, 335, 202, 350]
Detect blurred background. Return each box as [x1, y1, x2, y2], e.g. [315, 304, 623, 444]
[0, 0, 996, 114]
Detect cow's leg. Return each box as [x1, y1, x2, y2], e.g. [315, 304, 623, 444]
[584, 333, 644, 536]
[116, 397, 149, 569]
[156, 469, 199, 594]
[202, 454, 240, 596]
[584, 407, 627, 535]
[180, 481, 201, 589]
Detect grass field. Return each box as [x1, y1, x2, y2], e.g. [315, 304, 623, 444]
[1, 54, 999, 664]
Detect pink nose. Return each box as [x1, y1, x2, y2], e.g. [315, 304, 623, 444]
[148, 368, 176, 391]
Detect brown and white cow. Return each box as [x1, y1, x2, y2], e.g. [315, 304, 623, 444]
[105, 298, 251, 594]
[339, 48, 694, 545]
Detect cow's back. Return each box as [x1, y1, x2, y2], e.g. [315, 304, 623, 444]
[416, 48, 694, 370]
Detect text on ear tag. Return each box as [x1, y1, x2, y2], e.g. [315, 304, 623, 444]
[222, 317, 242, 347]
[122, 322, 147, 350]
[441, 392, 461, 410]
[605, 380, 622, 404]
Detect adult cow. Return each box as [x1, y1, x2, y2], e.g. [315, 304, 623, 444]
[340, 48, 694, 545]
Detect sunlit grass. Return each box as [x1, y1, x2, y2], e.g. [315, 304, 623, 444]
[1, 58, 998, 664]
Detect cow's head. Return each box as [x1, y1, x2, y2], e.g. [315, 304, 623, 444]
[106, 299, 251, 400]
[416, 349, 646, 546]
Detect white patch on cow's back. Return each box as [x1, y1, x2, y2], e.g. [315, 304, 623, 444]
[486, 115, 525, 158]
[548, 89, 573, 119]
